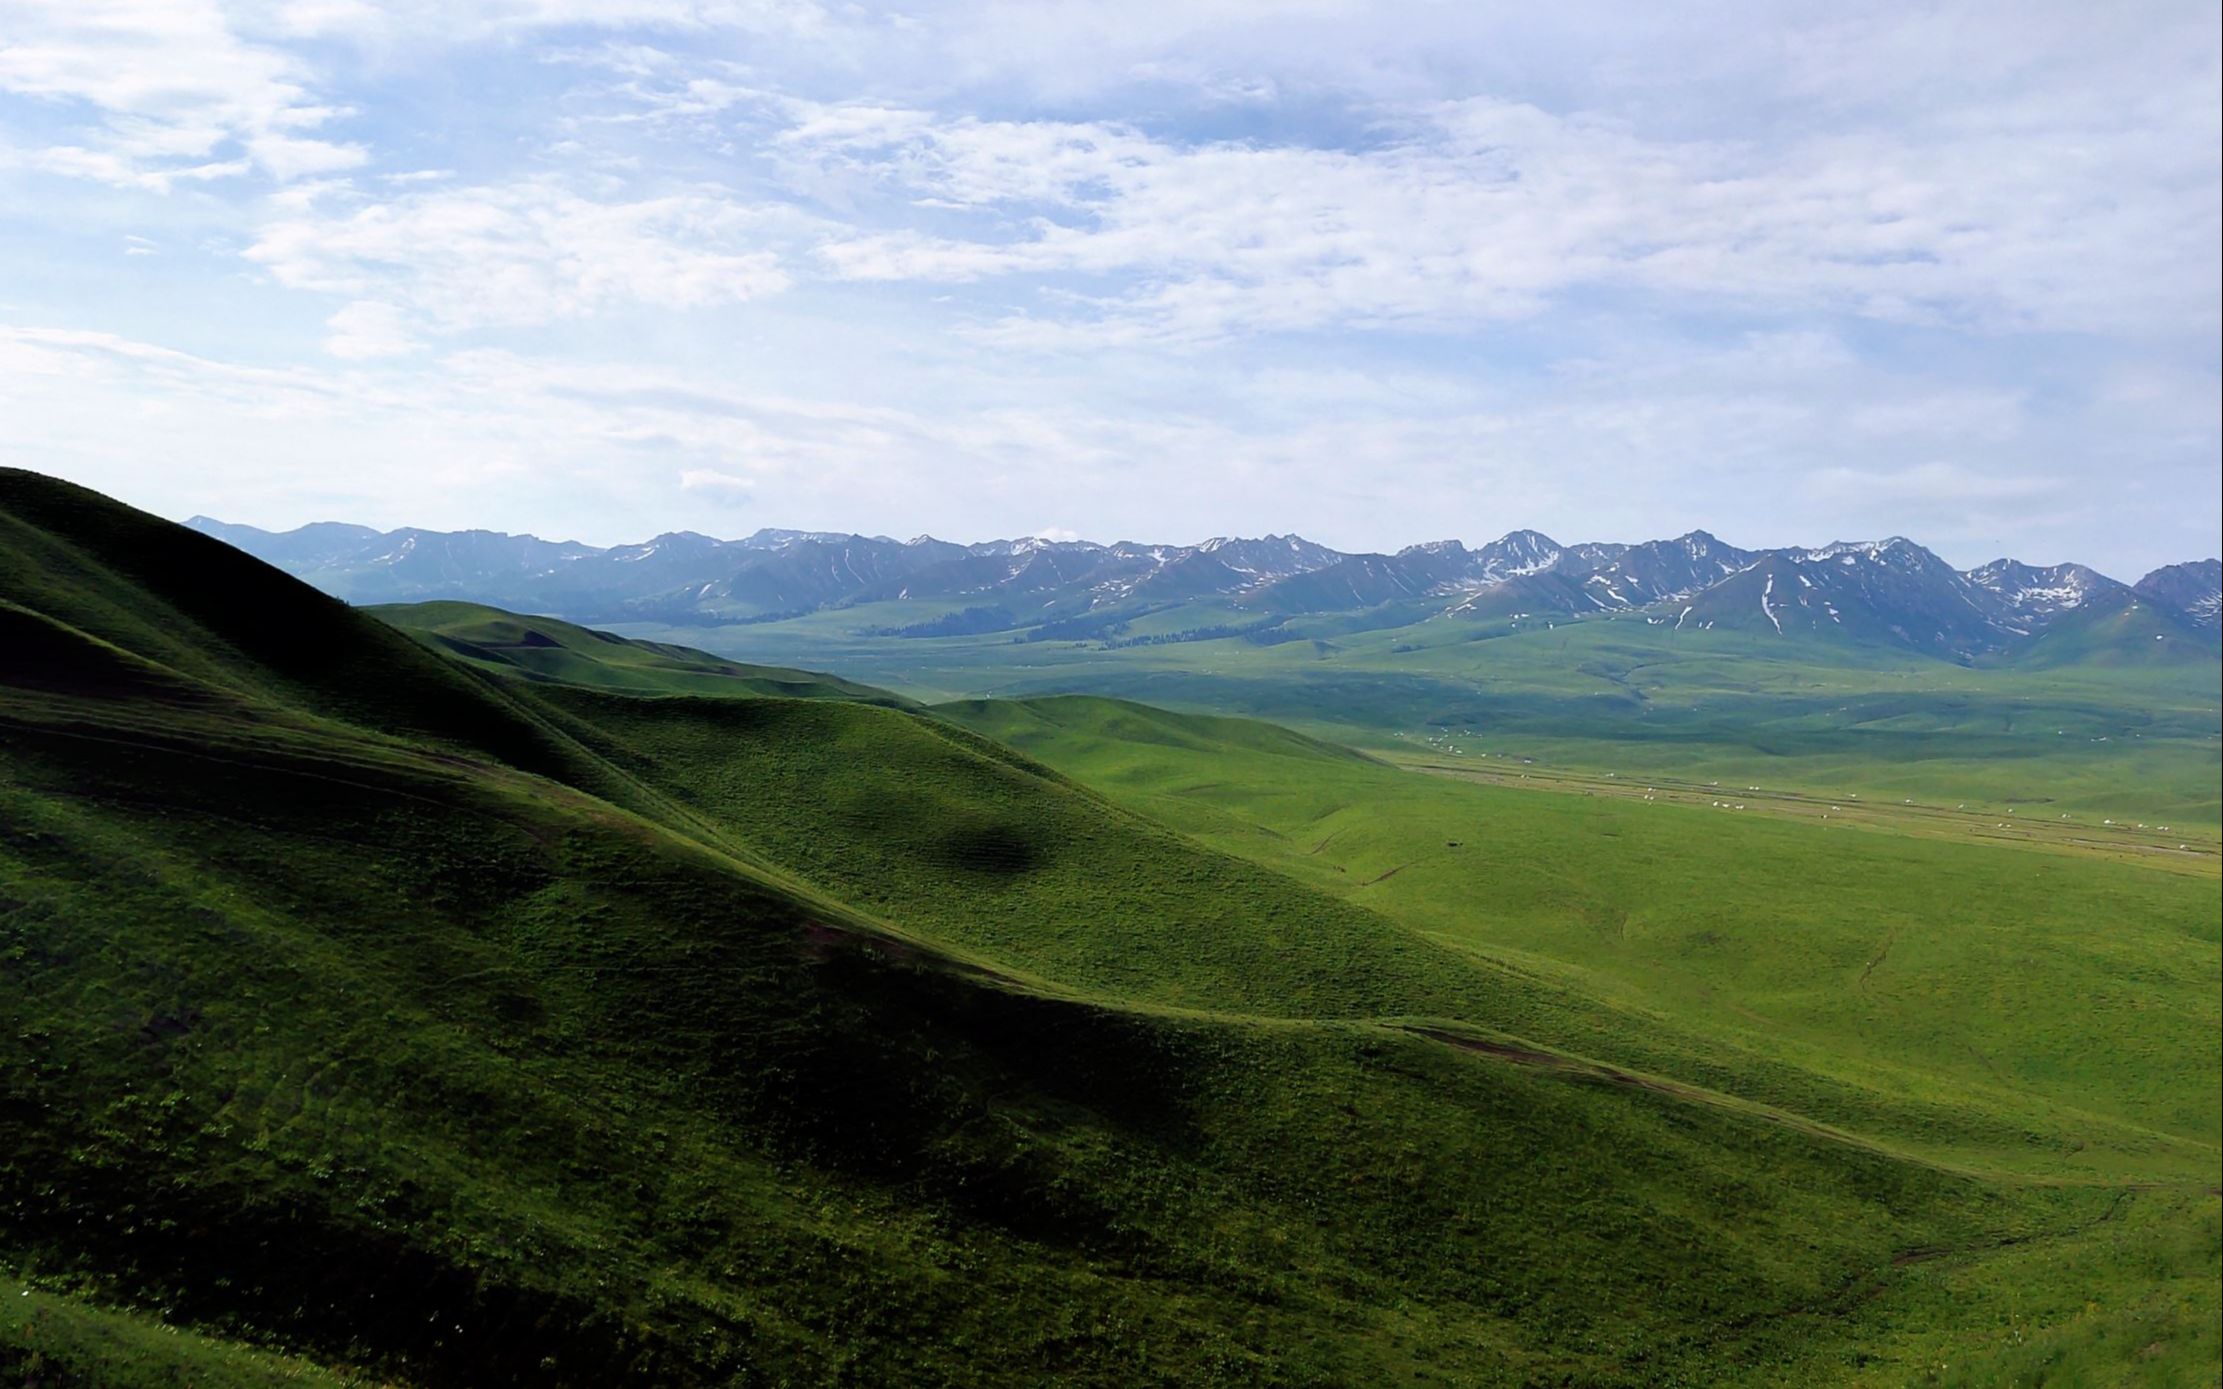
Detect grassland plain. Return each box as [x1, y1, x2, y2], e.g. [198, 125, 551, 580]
[1, 468, 2216, 1387]
[619, 600, 2222, 836]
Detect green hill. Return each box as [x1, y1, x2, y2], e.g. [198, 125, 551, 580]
[2001, 588, 2219, 670]
[2, 469, 2215, 1386]
[937, 695, 2222, 1171]
[373, 600, 916, 705]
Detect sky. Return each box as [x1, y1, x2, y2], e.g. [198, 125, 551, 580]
[0, 1, 2217, 577]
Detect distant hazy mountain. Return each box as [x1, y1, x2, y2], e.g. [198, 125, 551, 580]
[1196, 533, 1345, 577]
[1679, 539, 2011, 660]
[1574, 531, 1757, 609]
[188, 515, 2221, 664]
[2135, 559, 2222, 631]
[189, 517, 1350, 621]
[1964, 559, 2124, 628]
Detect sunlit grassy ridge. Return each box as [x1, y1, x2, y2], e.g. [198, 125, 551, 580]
[376, 600, 917, 706]
[2, 470, 2216, 1386]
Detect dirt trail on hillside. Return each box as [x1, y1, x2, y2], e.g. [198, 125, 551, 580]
[1402, 1026, 1699, 1102]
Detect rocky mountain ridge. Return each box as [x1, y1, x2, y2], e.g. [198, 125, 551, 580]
[187, 515, 2222, 662]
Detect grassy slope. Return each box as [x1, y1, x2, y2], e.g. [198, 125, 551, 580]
[940, 694, 2223, 1383]
[374, 600, 917, 706]
[1, 470, 2212, 1386]
[941, 698, 2222, 1174]
[2, 1268, 374, 1389]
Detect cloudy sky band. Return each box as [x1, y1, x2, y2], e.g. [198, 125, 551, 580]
[1, 0, 2215, 574]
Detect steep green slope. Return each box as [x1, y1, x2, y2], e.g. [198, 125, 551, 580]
[2, 470, 2211, 1386]
[374, 600, 915, 705]
[519, 686, 2213, 1188]
[0, 644, 2037, 1389]
[528, 686, 1479, 1021]
[0, 472, 648, 814]
[3, 1269, 370, 1389]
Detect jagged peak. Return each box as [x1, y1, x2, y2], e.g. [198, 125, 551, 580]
[1401, 538, 1469, 557]
[1489, 528, 1561, 550]
[1799, 536, 1931, 564]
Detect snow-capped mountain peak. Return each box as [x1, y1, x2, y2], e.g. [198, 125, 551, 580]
[1964, 559, 2117, 622]
[184, 513, 2220, 662]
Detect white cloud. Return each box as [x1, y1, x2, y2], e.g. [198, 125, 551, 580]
[1808, 460, 2064, 508]
[246, 178, 794, 335]
[679, 466, 751, 491]
[2, 0, 2215, 575]
[0, 0, 363, 186]
[234, 0, 837, 43]
[323, 299, 419, 359]
[792, 87, 2219, 347]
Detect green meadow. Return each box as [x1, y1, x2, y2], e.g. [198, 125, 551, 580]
[3, 469, 2217, 1386]
[622, 603, 2222, 834]
[943, 697, 2220, 1180]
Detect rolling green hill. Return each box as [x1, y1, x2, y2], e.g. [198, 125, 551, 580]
[3, 469, 2216, 1386]
[373, 600, 916, 706]
[941, 695, 2220, 1169]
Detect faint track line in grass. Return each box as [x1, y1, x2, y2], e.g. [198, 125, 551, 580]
[1857, 929, 1899, 988]
[1395, 1023, 2217, 1187]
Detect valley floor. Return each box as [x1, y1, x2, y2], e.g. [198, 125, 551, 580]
[1391, 753, 2220, 872]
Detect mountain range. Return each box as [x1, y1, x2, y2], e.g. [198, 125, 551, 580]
[187, 515, 2222, 664]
